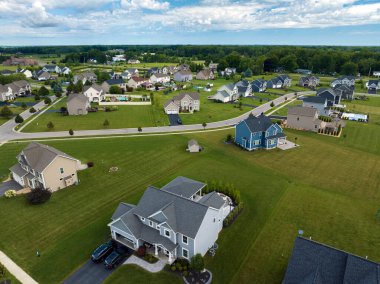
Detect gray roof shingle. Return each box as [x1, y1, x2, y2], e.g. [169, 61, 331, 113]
[243, 113, 274, 133]
[161, 176, 206, 198]
[198, 192, 225, 209]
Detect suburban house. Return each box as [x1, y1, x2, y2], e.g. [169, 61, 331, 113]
[266, 77, 283, 89]
[5, 80, 31, 97]
[9, 142, 81, 192]
[127, 77, 150, 89]
[298, 76, 320, 88]
[283, 237, 380, 284]
[67, 93, 90, 116]
[174, 71, 193, 82]
[42, 65, 61, 73]
[187, 140, 202, 153]
[61, 67, 71, 75]
[330, 76, 355, 88]
[127, 68, 139, 77]
[235, 113, 286, 150]
[150, 73, 170, 84]
[0, 85, 13, 101]
[17, 69, 33, 78]
[278, 74, 292, 87]
[220, 67, 236, 77]
[112, 55, 126, 62]
[177, 64, 190, 71]
[102, 79, 127, 93]
[211, 83, 238, 103]
[167, 66, 178, 75]
[196, 70, 215, 80]
[83, 84, 105, 102]
[164, 92, 200, 114]
[73, 72, 97, 85]
[127, 59, 140, 64]
[316, 88, 342, 106]
[251, 79, 267, 93]
[295, 69, 312, 75]
[235, 80, 252, 97]
[208, 62, 219, 72]
[333, 84, 354, 100]
[120, 71, 131, 80]
[146, 67, 161, 76]
[287, 106, 325, 132]
[366, 80, 380, 94]
[35, 70, 51, 81]
[108, 176, 232, 263]
[302, 96, 329, 116]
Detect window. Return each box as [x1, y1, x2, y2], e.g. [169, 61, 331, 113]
[149, 221, 153, 227]
[141, 217, 145, 222]
[156, 224, 160, 230]
[182, 235, 188, 244]
[60, 168, 64, 174]
[182, 248, 189, 259]
[254, 140, 260, 146]
[297, 117, 300, 121]
[164, 229, 170, 238]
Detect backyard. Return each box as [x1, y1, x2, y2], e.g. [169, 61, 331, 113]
[0, 96, 380, 283]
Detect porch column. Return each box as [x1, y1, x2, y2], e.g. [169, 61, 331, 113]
[168, 252, 172, 263]
[155, 245, 158, 256]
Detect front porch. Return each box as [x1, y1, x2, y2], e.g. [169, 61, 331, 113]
[145, 243, 176, 264]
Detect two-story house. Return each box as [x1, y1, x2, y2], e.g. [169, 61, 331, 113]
[298, 76, 320, 88]
[35, 70, 51, 81]
[150, 73, 171, 84]
[333, 84, 354, 100]
[164, 92, 200, 114]
[211, 83, 238, 103]
[73, 72, 97, 85]
[196, 70, 215, 80]
[235, 80, 252, 97]
[127, 77, 150, 89]
[0, 85, 14, 101]
[235, 113, 286, 150]
[102, 79, 127, 93]
[9, 142, 81, 192]
[287, 106, 326, 133]
[108, 176, 232, 263]
[6, 80, 31, 97]
[251, 79, 267, 93]
[173, 71, 193, 82]
[302, 96, 330, 116]
[330, 76, 355, 88]
[42, 65, 61, 73]
[266, 77, 284, 89]
[83, 84, 105, 102]
[316, 88, 342, 106]
[366, 80, 380, 94]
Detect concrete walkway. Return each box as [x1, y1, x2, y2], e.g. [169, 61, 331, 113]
[124, 255, 166, 273]
[0, 250, 38, 284]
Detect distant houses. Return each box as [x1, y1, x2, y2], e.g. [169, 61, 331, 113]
[127, 77, 150, 89]
[67, 93, 90, 116]
[366, 80, 380, 94]
[102, 79, 126, 93]
[298, 76, 320, 88]
[235, 113, 286, 150]
[196, 70, 214, 80]
[127, 59, 140, 64]
[0, 80, 31, 101]
[211, 83, 239, 103]
[267, 75, 292, 89]
[220, 67, 236, 77]
[330, 76, 355, 88]
[164, 92, 200, 114]
[150, 73, 170, 84]
[295, 68, 312, 75]
[35, 70, 51, 81]
[287, 106, 325, 133]
[174, 71, 193, 82]
[251, 79, 267, 93]
[74, 72, 97, 85]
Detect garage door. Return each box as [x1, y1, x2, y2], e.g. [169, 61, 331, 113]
[166, 110, 178, 114]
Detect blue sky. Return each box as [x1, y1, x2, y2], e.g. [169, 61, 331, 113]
[0, 0, 380, 46]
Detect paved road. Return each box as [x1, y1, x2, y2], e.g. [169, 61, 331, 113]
[0, 180, 23, 197]
[0, 92, 314, 144]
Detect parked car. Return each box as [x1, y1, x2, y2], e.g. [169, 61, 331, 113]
[91, 241, 114, 263]
[104, 250, 123, 269]
[177, 118, 182, 125]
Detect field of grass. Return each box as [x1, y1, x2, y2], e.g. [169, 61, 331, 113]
[0, 266, 22, 284]
[270, 99, 303, 116]
[0, 96, 380, 283]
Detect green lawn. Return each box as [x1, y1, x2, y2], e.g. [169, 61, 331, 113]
[0, 95, 380, 283]
[270, 99, 303, 116]
[0, 267, 22, 284]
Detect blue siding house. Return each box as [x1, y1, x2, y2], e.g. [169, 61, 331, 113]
[235, 113, 286, 150]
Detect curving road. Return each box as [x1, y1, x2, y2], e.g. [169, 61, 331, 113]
[0, 92, 314, 144]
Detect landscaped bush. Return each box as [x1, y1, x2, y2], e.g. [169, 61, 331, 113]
[143, 254, 158, 263]
[29, 107, 36, 113]
[4, 190, 17, 198]
[26, 188, 51, 205]
[87, 161, 94, 168]
[204, 180, 241, 205]
[223, 202, 244, 227]
[15, 114, 24, 123]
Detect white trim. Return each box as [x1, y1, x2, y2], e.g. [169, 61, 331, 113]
[182, 248, 189, 259]
[182, 235, 188, 245]
[164, 228, 171, 238]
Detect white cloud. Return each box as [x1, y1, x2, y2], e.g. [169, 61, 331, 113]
[120, 0, 170, 10]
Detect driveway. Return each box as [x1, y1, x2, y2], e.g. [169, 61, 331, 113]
[0, 180, 23, 197]
[168, 114, 182, 126]
[63, 244, 132, 284]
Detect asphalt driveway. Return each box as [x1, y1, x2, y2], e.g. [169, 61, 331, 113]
[168, 114, 182, 126]
[0, 180, 23, 197]
[63, 244, 132, 284]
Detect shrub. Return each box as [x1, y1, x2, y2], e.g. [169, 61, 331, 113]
[38, 86, 49, 96]
[44, 97, 52, 105]
[138, 127, 142, 132]
[34, 94, 40, 101]
[26, 188, 51, 205]
[15, 114, 24, 123]
[69, 129, 74, 136]
[55, 91, 62, 98]
[21, 102, 28, 110]
[103, 119, 110, 127]
[87, 161, 94, 168]
[270, 102, 275, 107]
[47, 121, 54, 129]
[171, 265, 176, 272]
[0, 106, 13, 118]
[190, 254, 204, 273]
[137, 246, 146, 257]
[29, 107, 36, 113]
[183, 271, 189, 277]
[4, 189, 17, 198]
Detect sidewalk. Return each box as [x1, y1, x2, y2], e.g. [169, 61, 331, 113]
[0, 250, 38, 284]
[124, 255, 166, 273]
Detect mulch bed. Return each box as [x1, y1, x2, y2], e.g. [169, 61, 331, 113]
[184, 270, 211, 284]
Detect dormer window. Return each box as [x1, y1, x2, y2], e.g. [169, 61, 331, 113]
[164, 229, 170, 238]
[141, 217, 145, 222]
[149, 221, 153, 227]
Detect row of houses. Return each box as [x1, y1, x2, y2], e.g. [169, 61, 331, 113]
[0, 80, 31, 101]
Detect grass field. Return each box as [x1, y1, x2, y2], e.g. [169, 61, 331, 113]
[0, 96, 380, 283]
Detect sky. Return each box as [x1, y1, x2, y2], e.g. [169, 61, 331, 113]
[0, 0, 380, 46]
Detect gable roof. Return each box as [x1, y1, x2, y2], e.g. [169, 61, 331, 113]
[19, 142, 77, 172]
[283, 237, 380, 284]
[83, 83, 103, 93]
[303, 96, 327, 104]
[111, 202, 135, 221]
[243, 113, 275, 133]
[175, 70, 192, 76]
[161, 176, 206, 198]
[288, 106, 318, 117]
[105, 78, 125, 85]
[67, 93, 89, 107]
[188, 139, 199, 147]
[198, 192, 225, 209]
